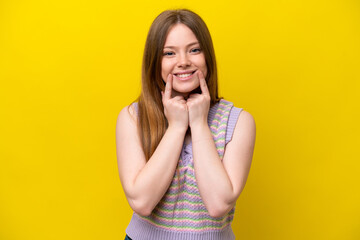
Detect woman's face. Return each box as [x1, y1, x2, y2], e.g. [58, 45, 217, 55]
[161, 23, 207, 98]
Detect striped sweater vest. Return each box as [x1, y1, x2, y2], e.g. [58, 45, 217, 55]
[126, 99, 243, 240]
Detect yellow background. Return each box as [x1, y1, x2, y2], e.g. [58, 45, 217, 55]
[1, 0, 359, 239]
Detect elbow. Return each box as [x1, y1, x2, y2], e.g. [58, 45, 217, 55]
[208, 209, 227, 219]
[207, 202, 234, 218]
[134, 208, 152, 217]
[129, 198, 154, 217]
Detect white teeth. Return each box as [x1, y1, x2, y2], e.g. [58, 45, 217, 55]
[177, 73, 192, 78]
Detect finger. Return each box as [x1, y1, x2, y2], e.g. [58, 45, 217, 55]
[172, 95, 185, 101]
[198, 71, 210, 97]
[164, 74, 173, 100]
[161, 91, 165, 102]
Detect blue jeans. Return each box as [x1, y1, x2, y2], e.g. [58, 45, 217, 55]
[125, 234, 132, 240]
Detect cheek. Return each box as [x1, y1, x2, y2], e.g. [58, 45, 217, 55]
[196, 55, 207, 77]
[161, 61, 173, 79]
[202, 64, 207, 74]
[200, 63, 207, 79]
[161, 64, 168, 80]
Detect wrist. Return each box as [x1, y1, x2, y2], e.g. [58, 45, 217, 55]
[189, 119, 208, 130]
[167, 124, 188, 135]
[189, 121, 209, 134]
[190, 123, 213, 143]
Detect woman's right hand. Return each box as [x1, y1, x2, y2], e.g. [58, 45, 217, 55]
[161, 74, 188, 131]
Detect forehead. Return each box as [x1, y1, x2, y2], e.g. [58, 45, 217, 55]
[164, 23, 199, 47]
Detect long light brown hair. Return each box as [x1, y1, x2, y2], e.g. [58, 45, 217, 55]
[136, 9, 221, 161]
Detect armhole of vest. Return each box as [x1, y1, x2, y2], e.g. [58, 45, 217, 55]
[130, 102, 139, 116]
[225, 106, 243, 145]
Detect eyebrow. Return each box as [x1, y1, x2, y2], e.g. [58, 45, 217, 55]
[163, 42, 200, 49]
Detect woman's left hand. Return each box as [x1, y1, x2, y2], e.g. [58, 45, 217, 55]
[186, 70, 211, 129]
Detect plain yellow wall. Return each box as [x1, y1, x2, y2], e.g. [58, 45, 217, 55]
[0, 0, 359, 239]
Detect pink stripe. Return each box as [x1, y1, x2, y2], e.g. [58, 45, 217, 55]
[162, 191, 202, 201]
[159, 200, 206, 208]
[155, 208, 209, 217]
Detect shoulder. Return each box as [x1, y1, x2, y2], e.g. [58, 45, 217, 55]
[116, 102, 137, 129]
[220, 99, 255, 144]
[233, 109, 256, 143]
[117, 102, 138, 126]
[237, 109, 255, 125]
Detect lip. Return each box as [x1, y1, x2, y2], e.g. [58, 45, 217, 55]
[173, 70, 197, 75]
[173, 70, 197, 81]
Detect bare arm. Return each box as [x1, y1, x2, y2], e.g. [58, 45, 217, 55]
[116, 74, 188, 217]
[191, 110, 256, 218]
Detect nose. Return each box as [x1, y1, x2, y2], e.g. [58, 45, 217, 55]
[177, 53, 191, 68]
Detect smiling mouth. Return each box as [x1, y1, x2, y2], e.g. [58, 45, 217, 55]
[174, 70, 197, 78]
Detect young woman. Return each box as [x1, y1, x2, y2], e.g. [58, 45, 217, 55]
[116, 9, 256, 240]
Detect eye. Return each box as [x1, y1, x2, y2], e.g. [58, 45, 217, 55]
[191, 48, 201, 53]
[163, 51, 174, 56]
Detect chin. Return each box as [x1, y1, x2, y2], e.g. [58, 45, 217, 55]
[174, 86, 199, 94]
[188, 86, 201, 94]
[173, 81, 200, 93]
